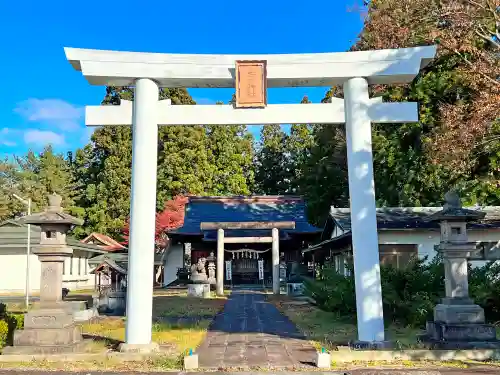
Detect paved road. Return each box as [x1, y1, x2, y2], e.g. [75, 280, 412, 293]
[197, 290, 317, 368]
[0, 370, 498, 375]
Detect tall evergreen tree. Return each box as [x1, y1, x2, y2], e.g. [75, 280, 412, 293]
[287, 96, 315, 193]
[205, 95, 255, 195]
[299, 126, 349, 224]
[0, 146, 80, 222]
[254, 124, 291, 194]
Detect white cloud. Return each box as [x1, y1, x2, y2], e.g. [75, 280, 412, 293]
[1, 128, 17, 147]
[14, 99, 83, 131]
[23, 129, 65, 146]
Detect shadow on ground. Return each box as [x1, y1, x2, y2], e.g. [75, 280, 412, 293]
[82, 333, 122, 350]
[196, 290, 317, 368]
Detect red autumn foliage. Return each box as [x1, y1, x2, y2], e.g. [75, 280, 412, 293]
[122, 195, 188, 251]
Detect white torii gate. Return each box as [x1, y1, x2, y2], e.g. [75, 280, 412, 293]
[65, 45, 436, 352]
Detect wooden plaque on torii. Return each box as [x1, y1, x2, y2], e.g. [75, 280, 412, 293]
[235, 60, 267, 108]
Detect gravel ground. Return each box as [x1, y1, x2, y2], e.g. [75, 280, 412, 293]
[0, 370, 498, 375]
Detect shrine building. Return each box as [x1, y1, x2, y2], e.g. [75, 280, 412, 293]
[167, 196, 321, 286]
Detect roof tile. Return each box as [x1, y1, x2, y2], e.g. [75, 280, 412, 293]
[170, 196, 320, 240]
[330, 206, 500, 231]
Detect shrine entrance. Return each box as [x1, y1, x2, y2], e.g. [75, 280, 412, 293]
[200, 221, 295, 295]
[66, 45, 436, 347]
[225, 248, 271, 287]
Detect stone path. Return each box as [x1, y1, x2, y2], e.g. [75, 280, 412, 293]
[197, 290, 316, 368]
[2, 370, 500, 375]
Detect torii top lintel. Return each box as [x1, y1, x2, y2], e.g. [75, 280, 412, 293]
[64, 46, 436, 88]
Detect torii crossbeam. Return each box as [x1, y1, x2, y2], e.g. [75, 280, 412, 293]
[85, 97, 417, 126]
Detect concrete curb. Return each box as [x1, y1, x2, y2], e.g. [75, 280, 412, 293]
[331, 348, 500, 363]
[0, 348, 499, 365]
[0, 351, 178, 363]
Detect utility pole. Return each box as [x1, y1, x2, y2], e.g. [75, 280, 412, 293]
[13, 194, 31, 310]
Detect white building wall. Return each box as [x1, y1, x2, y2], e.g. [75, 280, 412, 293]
[331, 227, 500, 277]
[62, 250, 97, 291]
[0, 248, 98, 293]
[0, 251, 41, 293]
[163, 244, 184, 286]
[378, 228, 500, 267]
[378, 230, 438, 262]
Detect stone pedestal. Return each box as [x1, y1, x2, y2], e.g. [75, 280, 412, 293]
[188, 283, 210, 298]
[286, 282, 304, 296]
[425, 322, 500, 349]
[3, 309, 84, 354]
[434, 300, 485, 324]
[34, 300, 98, 322]
[425, 297, 500, 349]
[3, 254, 85, 354]
[97, 290, 126, 316]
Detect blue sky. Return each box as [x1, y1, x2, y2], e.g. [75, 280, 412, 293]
[0, 1, 364, 157]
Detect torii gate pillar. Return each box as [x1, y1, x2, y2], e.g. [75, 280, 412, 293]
[121, 78, 160, 351]
[344, 77, 384, 343]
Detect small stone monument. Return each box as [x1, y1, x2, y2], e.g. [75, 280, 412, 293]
[423, 190, 500, 348]
[207, 252, 216, 286]
[183, 349, 199, 370]
[3, 193, 86, 354]
[287, 261, 305, 296]
[188, 258, 210, 298]
[315, 348, 331, 369]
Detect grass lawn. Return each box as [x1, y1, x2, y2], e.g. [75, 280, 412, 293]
[82, 290, 227, 355]
[82, 318, 212, 355]
[267, 294, 424, 350]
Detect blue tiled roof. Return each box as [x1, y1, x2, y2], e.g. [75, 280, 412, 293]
[169, 196, 321, 241]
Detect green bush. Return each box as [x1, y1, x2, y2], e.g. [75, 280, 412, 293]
[303, 265, 356, 320]
[0, 307, 25, 348]
[380, 256, 444, 326]
[8, 314, 24, 330]
[0, 319, 8, 347]
[469, 262, 500, 322]
[305, 255, 500, 328]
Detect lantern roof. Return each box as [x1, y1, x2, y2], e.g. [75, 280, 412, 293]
[424, 191, 485, 223]
[20, 193, 83, 226]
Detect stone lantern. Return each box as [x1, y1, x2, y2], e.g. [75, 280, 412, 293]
[3, 193, 86, 354]
[424, 190, 500, 348]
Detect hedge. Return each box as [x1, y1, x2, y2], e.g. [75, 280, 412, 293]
[0, 303, 25, 349]
[303, 256, 500, 328]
